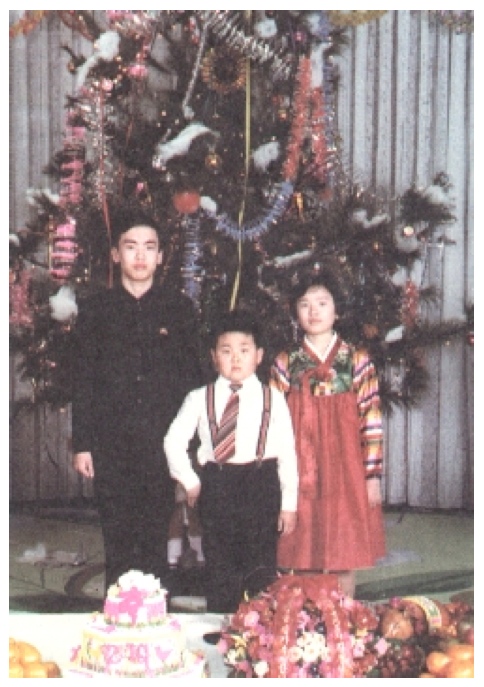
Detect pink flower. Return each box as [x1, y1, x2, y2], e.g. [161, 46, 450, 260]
[374, 637, 389, 656]
[244, 610, 260, 628]
[217, 637, 228, 653]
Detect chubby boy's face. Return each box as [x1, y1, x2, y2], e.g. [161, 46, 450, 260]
[211, 332, 263, 385]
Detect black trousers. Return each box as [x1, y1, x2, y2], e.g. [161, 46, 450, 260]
[199, 459, 281, 613]
[95, 480, 175, 593]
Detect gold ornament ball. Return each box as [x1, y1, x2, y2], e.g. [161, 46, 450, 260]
[402, 225, 416, 237]
[205, 152, 222, 172]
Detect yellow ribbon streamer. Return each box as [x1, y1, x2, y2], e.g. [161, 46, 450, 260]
[230, 12, 252, 311]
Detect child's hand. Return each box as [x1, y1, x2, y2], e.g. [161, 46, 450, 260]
[278, 510, 297, 535]
[186, 483, 201, 508]
[366, 478, 382, 507]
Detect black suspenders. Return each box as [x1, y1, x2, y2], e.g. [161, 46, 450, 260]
[206, 383, 272, 465]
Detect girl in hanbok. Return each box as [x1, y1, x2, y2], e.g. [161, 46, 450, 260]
[270, 269, 386, 597]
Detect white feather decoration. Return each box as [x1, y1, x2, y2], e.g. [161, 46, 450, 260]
[76, 31, 120, 90]
[352, 209, 390, 229]
[273, 249, 314, 268]
[310, 41, 325, 89]
[385, 325, 404, 343]
[26, 188, 60, 206]
[200, 195, 218, 214]
[252, 141, 280, 171]
[423, 184, 451, 205]
[153, 123, 213, 166]
[254, 18, 277, 39]
[49, 285, 78, 322]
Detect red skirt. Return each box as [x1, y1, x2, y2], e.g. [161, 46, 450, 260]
[278, 388, 386, 571]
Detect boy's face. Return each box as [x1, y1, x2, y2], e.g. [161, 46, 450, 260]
[211, 331, 263, 385]
[111, 225, 162, 285]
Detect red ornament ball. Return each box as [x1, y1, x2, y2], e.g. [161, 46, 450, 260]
[172, 191, 201, 215]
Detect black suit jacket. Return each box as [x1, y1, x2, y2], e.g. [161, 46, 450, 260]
[71, 283, 202, 493]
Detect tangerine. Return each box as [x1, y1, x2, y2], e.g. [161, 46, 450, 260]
[425, 650, 451, 677]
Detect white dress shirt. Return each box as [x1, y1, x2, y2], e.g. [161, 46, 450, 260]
[164, 373, 298, 512]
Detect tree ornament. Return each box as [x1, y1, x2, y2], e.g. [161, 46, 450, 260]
[363, 323, 379, 339]
[173, 190, 201, 215]
[205, 150, 222, 172]
[402, 225, 415, 237]
[201, 47, 246, 95]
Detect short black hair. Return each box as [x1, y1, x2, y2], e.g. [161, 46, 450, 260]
[209, 309, 264, 349]
[290, 267, 346, 316]
[109, 201, 166, 249]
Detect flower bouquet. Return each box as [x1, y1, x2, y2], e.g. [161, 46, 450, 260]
[218, 574, 390, 678]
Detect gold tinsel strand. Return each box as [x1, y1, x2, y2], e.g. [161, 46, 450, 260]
[9, 10, 49, 38]
[327, 11, 388, 27]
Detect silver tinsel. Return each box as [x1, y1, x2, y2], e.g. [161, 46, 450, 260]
[180, 214, 203, 308]
[194, 10, 294, 81]
[202, 181, 294, 242]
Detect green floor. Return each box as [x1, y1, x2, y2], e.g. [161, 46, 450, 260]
[9, 505, 473, 613]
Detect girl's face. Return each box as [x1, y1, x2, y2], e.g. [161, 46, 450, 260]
[296, 286, 337, 337]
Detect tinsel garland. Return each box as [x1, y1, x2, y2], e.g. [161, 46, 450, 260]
[309, 87, 328, 182]
[106, 10, 156, 40]
[9, 268, 33, 328]
[181, 21, 209, 120]
[282, 56, 312, 182]
[59, 115, 86, 208]
[203, 48, 331, 241]
[9, 10, 48, 38]
[203, 181, 294, 242]
[194, 10, 293, 81]
[180, 215, 203, 307]
[429, 10, 474, 34]
[327, 11, 388, 27]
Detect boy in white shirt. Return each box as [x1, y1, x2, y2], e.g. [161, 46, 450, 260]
[164, 309, 298, 612]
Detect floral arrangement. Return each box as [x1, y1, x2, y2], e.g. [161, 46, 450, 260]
[218, 574, 390, 678]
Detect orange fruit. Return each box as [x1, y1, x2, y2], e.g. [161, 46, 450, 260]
[445, 643, 474, 662]
[22, 660, 50, 678]
[43, 660, 62, 677]
[443, 658, 474, 678]
[17, 640, 42, 663]
[9, 638, 20, 661]
[9, 659, 24, 677]
[425, 650, 451, 676]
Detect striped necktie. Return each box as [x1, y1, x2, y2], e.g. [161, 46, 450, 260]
[213, 383, 242, 464]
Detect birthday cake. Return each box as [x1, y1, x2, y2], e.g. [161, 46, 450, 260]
[67, 570, 207, 678]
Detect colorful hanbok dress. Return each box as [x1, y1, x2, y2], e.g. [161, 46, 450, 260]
[271, 334, 386, 571]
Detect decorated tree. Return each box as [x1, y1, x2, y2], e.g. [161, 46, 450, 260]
[9, 10, 472, 414]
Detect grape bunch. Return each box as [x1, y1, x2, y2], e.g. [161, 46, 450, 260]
[372, 640, 425, 678]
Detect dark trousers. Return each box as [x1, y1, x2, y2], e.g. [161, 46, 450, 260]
[199, 459, 281, 613]
[95, 481, 175, 593]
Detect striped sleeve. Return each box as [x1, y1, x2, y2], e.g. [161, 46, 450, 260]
[352, 349, 384, 478]
[269, 351, 291, 394]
